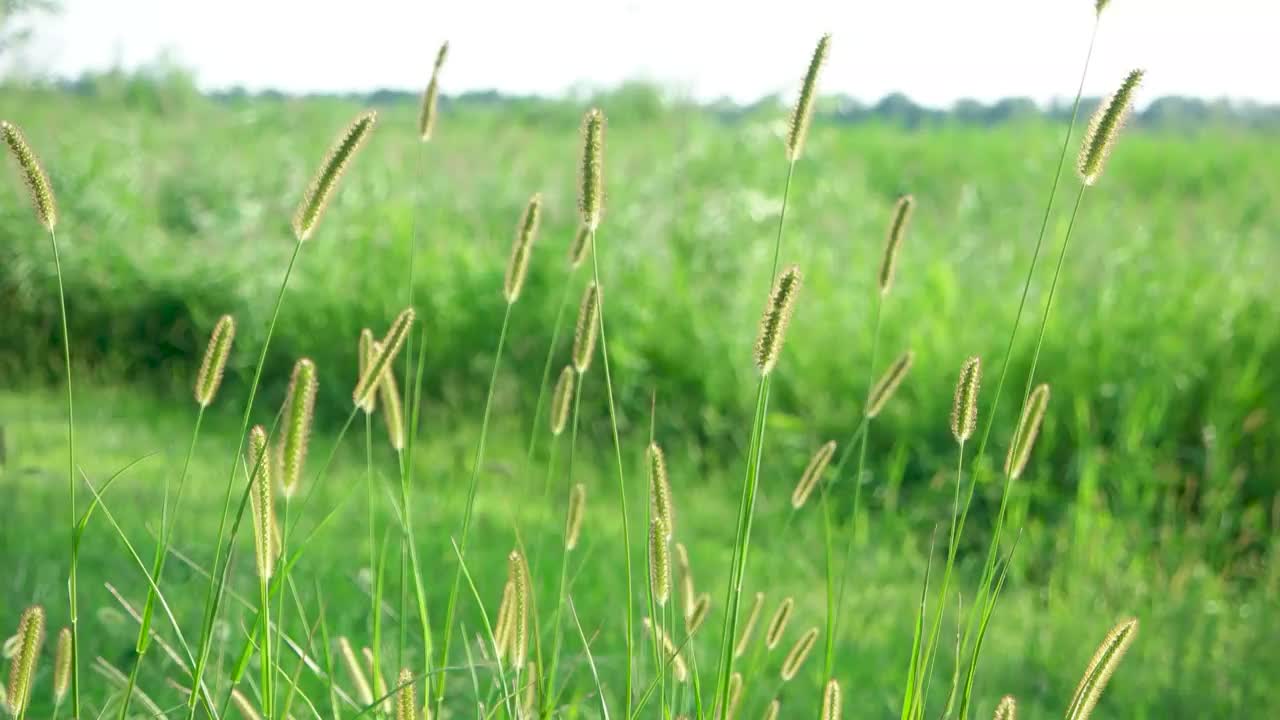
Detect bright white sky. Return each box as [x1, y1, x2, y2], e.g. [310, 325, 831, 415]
[15, 0, 1280, 106]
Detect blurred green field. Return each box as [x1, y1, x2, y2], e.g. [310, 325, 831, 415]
[1, 85, 1278, 718]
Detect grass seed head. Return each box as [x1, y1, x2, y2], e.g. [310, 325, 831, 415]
[568, 224, 591, 269]
[357, 328, 378, 414]
[1078, 69, 1143, 186]
[763, 699, 781, 720]
[247, 425, 275, 580]
[878, 194, 914, 294]
[643, 617, 689, 682]
[6, 604, 44, 717]
[780, 627, 819, 681]
[550, 365, 576, 436]
[734, 591, 765, 658]
[504, 193, 542, 303]
[676, 542, 695, 617]
[375, 342, 407, 450]
[754, 265, 803, 376]
[418, 41, 448, 141]
[686, 593, 711, 634]
[722, 671, 743, 719]
[396, 668, 416, 720]
[821, 678, 841, 720]
[565, 482, 586, 551]
[354, 308, 415, 409]
[195, 314, 236, 407]
[866, 350, 915, 418]
[786, 34, 830, 162]
[648, 517, 672, 607]
[230, 688, 263, 720]
[338, 636, 374, 707]
[521, 660, 538, 717]
[765, 596, 794, 650]
[279, 357, 318, 498]
[579, 108, 605, 230]
[647, 442, 675, 535]
[791, 440, 836, 509]
[52, 626, 71, 704]
[493, 579, 515, 662]
[508, 550, 530, 668]
[1005, 384, 1051, 479]
[572, 281, 601, 373]
[292, 110, 377, 242]
[1065, 618, 1139, 720]
[0, 121, 57, 230]
[951, 355, 982, 443]
[994, 694, 1017, 720]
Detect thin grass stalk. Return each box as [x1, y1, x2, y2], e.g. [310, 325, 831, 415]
[543, 375, 586, 715]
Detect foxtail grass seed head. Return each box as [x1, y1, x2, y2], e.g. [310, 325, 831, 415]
[396, 668, 416, 720]
[866, 350, 914, 418]
[0, 121, 57, 230]
[521, 661, 538, 717]
[791, 440, 836, 509]
[676, 542, 695, 617]
[878, 194, 914, 294]
[994, 695, 1017, 720]
[357, 328, 377, 414]
[687, 593, 711, 634]
[418, 41, 448, 141]
[648, 517, 672, 607]
[780, 627, 819, 681]
[572, 282, 601, 373]
[1077, 69, 1143, 186]
[550, 365, 575, 436]
[230, 688, 264, 720]
[568, 224, 591, 269]
[565, 483, 586, 551]
[354, 308, 415, 409]
[293, 110, 377, 242]
[1005, 384, 1051, 480]
[722, 672, 743, 719]
[363, 648, 389, 712]
[821, 678, 841, 720]
[754, 265, 803, 375]
[579, 108, 605, 230]
[786, 34, 830, 162]
[6, 605, 43, 717]
[1065, 618, 1139, 720]
[376, 343, 406, 450]
[279, 357, 317, 498]
[951, 355, 982, 443]
[765, 596, 794, 650]
[247, 425, 274, 580]
[338, 636, 374, 707]
[734, 591, 765, 658]
[763, 699, 781, 720]
[493, 579, 515, 661]
[52, 626, 71, 704]
[647, 442, 674, 535]
[643, 617, 689, 683]
[508, 550, 530, 668]
[194, 314, 236, 407]
[504, 193, 542, 303]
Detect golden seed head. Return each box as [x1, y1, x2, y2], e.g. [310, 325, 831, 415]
[338, 636, 374, 707]
[354, 308, 415, 409]
[396, 668, 416, 720]
[648, 517, 672, 607]
[568, 224, 592, 269]
[292, 110, 377, 242]
[0, 120, 57, 230]
[504, 193, 543, 303]
[786, 34, 831, 162]
[780, 627, 819, 681]
[722, 671, 743, 719]
[821, 678, 842, 720]
[866, 350, 915, 418]
[763, 699, 781, 720]
[1078, 69, 1143, 186]
[230, 688, 264, 720]
[754, 265, 803, 375]
[579, 108, 605, 230]
[279, 357, 318, 498]
[247, 425, 275, 580]
[878, 194, 914, 294]
[521, 660, 538, 717]
[356, 328, 378, 414]
[565, 483, 586, 550]
[375, 342, 406, 450]
[53, 626, 72, 703]
[686, 593, 711, 634]
[675, 542, 695, 618]
[195, 314, 236, 407]
[550, 365, 576, 436]
[647, 442, 675, 535]
[643, 617, 689, 683]
[6, 604, 44, 717]
[994, 694, 1017, 720]
[572, 281, 601, 374]
[950, 355, 982, 443]
[734, 591, 765, 659]
[791, 440, 837, 509]
[1005, 384, 1051, 480]
[493, 579, 515, 662]
[508, 550, 530, 668]
[765, 596, 794, 650]
[1065, 618, 1138, 720]
[418, 41, 448, 141]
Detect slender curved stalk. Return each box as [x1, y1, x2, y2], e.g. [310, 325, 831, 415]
[542, 378, 580, 714]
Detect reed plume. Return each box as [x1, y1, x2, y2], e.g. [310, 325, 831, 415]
[643, 617, 688, 682]
[292, 110, 377, 242]
[754, 265, 803, 375]
[0, 121, 57, 230]
[647, 442, 674, 535]
[780, 627, 818, 681]
[396, 667, 416, 720]
[1064, 618, 1138, 720]
[376, 342, 407, 450]
[194, 314, 236, 407]
[418, 41, 448, 141]
[579, 108, 605, 230]
[504, 193, 542, 304]
[648, 517, 672, 607]
[353, 308, 415, 408]
[865, 350, 914, 418]
[687, 593, 711, 634]
[878, 194, 914, 294]
[357, 328, 378, 414]
[820, 678, 841, 720]
[791, 440, 836, 509]
[508, 550, 531, 667]
[734, 591, 765, 658]
[572, 282, 600, 373]
[279, 357, 317, 497]
[950, 355, 982, 443]
[786, 34, 831, 162]
[5, 605, 43, 717]
[1005, 384, 1051, 479]
[550, 365, 575, 436]
[565, 483, 586, 550]
[52, 626, 71, 705]
[568, 224, 591, 268]
[338, 636, 374, 706]
[764, 597, 794, 650]
[1077, 70, 1144, 186]
[247, 425, 274, 580]
[994, 694, 1017, 720]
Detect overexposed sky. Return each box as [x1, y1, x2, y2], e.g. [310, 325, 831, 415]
[14, 0, 1280, 106]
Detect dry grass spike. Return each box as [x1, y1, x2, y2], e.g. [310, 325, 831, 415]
[765, 596, 794, 650]
[292, 110, 377, 242]
[357, 328, 378, 414]
[504, 193, 542, 303]
[1078, 69, 1143, 186]
[579, 108, 605, 230]
[866, 350, 914, 418]
[647, 441, 674, 535]
[6, 604, 44, 717]
[568, 224, 591, 268]
[791, 439, 836, 509]
[550, 365, 576, 436]
[52, 626, 71, 705]
[994, 694, 1017, 720]
[247, 425, 274, 580]
[763, 699, 781, 720]
[418, 41, 448, 141]
[734, 591, 765, 658]
[779, 627, 819, 681]
[1005, 383, 1051, 479]
[353, 308, 415, 409]
[643, 617, 688, 682]
[687, 593, 711, 634]
[1064, 617, 1139, 720]
[572, 281, 601, 373]
[821, 678, 842, 720]
[230, 688, 263, 720]
[648, 517, 672, 606]
[565, 482, 586, 550]
[0, 120, 58, 230]
[279, 357, 317, 497]
[493, 579, 515, 661]
[375, 341, 407, 450]
[194, 314, 236, 407]
[786, 34, 831, 162]
[754, 265, 803, 375]
[338, 636, 374, 706]
[951, 355, 982, 443]
[878, 194, 914, 294]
